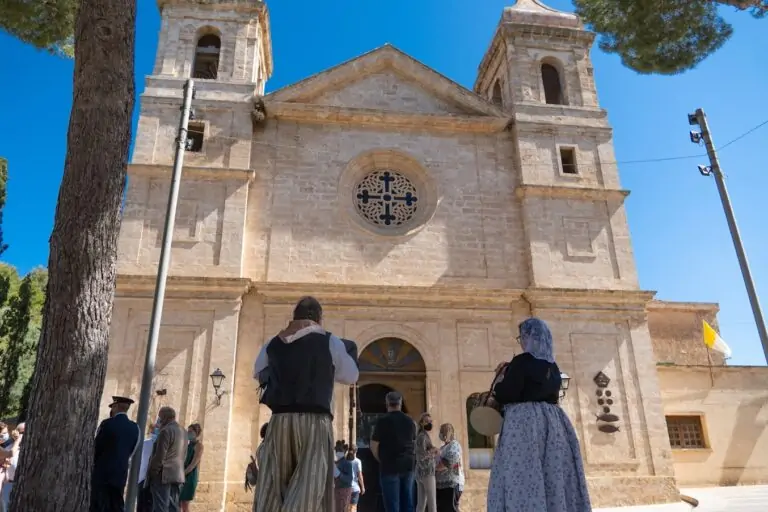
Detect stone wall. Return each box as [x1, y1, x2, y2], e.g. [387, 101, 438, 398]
[658, 365, 768, 487]
[104, 285, 244, 511]
[648, 301, 725, 366]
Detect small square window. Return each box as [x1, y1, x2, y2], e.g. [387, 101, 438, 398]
[186, 122, 205, 152]
[559, 147, 578, 175]
[666, 415, 707, 449]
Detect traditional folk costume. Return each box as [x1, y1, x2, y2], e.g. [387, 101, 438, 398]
[253, 319, 359, 512]
[487, 318, 592, 512]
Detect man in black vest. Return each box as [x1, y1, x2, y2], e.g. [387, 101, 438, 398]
[91, 396, 141, 512]
[253, 296, 359, 512]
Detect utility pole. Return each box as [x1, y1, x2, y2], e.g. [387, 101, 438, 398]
[125, 78, 196, 511]
[688, 108, 768, 364]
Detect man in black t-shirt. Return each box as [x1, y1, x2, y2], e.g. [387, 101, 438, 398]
[370, 391, 417, 512]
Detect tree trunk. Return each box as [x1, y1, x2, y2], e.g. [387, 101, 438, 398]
[9, 0, 135, 510]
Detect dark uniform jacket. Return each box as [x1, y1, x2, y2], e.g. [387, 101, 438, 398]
[93, 413, 141, 489]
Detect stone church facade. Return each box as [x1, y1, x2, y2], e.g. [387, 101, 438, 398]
[104, 0, 768, 510]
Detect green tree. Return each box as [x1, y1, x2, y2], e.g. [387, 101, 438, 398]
[3, 1, 136, 510]
[0, 269, 45, 417]
[574, 0, 766, 74]
[0, 0, 75, 56]
[0, 157, 8, 257]
[0, 263, 20, 309]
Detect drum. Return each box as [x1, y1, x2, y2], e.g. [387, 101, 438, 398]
[469, 365, 507, 437]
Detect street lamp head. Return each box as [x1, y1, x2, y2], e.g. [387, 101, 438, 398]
[211, 368, 227, 396]
[689, 131, 703, 144]
[688, 113, 699, 126]
[698, 165, 712, 176]
[559, 372, 571, 401]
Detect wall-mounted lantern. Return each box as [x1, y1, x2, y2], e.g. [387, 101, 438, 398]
[210, 368, 226, 405]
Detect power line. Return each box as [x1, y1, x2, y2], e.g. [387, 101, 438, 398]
[719, 119, 768, 151]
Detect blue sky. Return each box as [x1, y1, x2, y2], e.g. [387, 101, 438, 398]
[0, 1, 766, 365]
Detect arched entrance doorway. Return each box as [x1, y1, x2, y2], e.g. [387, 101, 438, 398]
[354, 338, 426, 512]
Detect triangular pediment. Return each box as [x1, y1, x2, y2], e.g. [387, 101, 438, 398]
[266, 45, 506, 118]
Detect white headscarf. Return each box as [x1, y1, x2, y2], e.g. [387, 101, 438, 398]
[519, 317, 555, 363]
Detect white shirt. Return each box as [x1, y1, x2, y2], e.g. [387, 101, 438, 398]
[137, 438, 156, 483]
[6, 448, 19, 482]
[253, 325, 359, 385]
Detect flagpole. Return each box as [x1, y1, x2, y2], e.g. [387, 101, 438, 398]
[706, 347, 714, 387]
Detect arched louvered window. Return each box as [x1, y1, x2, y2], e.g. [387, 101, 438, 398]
[192, 34, 221, 79]
[541, 63, 564, 105]
[491, 80, 503, 107]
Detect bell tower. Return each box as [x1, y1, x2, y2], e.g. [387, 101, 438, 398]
[130, 0, 272, 169]
[475, 0, 636, 291]
[121, 0, 274, 276]
[153, 0, 273, 91]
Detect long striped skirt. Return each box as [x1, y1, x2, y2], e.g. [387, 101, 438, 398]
[254, 412, 335, 512]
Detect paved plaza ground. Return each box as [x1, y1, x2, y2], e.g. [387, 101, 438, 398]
[595, 485, 768, 511]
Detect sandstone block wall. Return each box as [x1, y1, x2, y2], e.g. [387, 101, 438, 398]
[658, 366, 768, 487]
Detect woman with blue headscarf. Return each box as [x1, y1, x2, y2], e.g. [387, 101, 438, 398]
[487, 318, 592, 511]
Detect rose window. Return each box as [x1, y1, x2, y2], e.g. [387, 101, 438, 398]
[355, 170, 419, 227]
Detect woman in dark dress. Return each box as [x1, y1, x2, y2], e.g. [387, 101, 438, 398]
[487, 317, 591, 511]
[180, 423, 204, 512]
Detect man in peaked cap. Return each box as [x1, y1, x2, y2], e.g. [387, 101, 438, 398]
[91, 396, 141, 512]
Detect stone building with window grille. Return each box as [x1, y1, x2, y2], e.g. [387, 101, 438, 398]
[105, 0, 768, 510]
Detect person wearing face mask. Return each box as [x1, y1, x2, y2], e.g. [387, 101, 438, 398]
[333, 443, 353, 512]
[179, 424, 204, 512]
[434, 424, 464, 512]
[0, 422, 10, 512]
[91, 396, 142, 512]
[147, 406, 187, 512]
[414, 412, 438, 512]
[0, 423, 12, 450]
[137, 418, 163, 512]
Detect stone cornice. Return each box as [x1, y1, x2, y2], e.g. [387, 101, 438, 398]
[502, 22, 595, 45]
[116, 275, 251, 300]
[516, 184, 629, 202]
[128, 163, 256, 181]
[524, 288, 656, 311]
[157, 0, 267, 15]
[141, 77, 255, 108]
[647, 300, 720, 314]
[513, 105, 612, 137]
[264, 102, 511, 134]
[250, 282, 657, 311]
[252, 282, 526, 309]
[114, 276, 659, 313]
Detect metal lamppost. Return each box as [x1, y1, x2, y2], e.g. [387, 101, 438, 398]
[124, 79, 196, 512]
[688, 108, 768, 364]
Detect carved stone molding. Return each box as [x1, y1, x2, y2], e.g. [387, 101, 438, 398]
[128, 163, 256, 182]
[516, 184, 629, 202]
[116, 274, 251, 300]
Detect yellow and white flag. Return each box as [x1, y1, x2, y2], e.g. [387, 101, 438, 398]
[703, 320, 732, 358]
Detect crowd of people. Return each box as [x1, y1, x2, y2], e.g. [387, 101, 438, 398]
[251, 297, 592, 512]
[0, 421, 23, 512]
[91, 400, 204, 512]
[76, 295, 590, 512]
